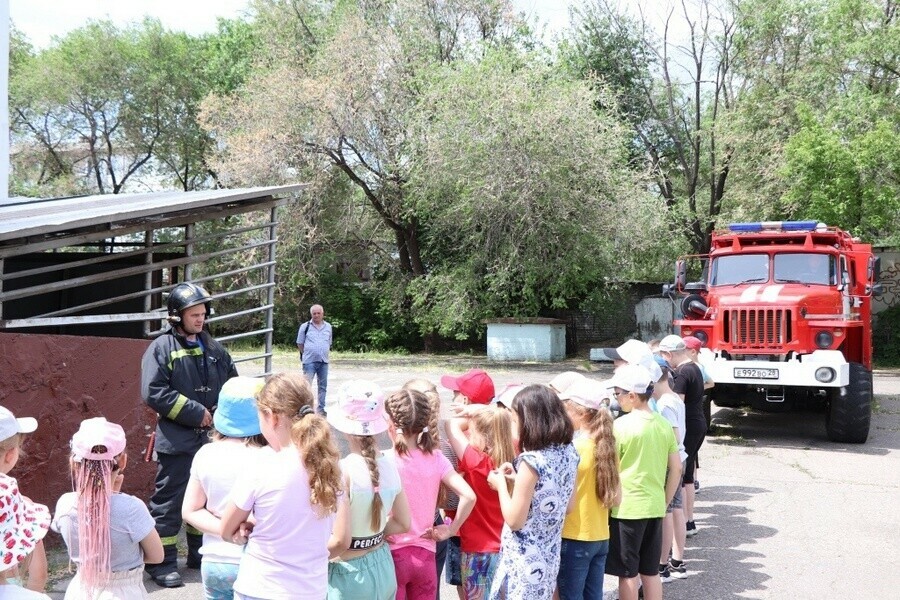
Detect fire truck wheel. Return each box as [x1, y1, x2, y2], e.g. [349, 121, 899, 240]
[826, 362, 871, 443]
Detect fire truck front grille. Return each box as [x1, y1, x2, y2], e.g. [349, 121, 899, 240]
[724, 309, 792, 349]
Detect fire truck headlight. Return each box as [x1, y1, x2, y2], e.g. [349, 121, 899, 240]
[815, 367, 836, 383]
[694, 331, 709, 345]
[815, 331, 833, 349]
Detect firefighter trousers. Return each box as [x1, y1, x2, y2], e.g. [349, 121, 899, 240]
[147, 451, 203, 576]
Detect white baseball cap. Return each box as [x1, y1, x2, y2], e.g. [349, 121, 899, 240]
[609, 364, 653, 395]
[559, 378, 615, 411]
[0, 406, 37, 443]
[658, 335, 687, 352]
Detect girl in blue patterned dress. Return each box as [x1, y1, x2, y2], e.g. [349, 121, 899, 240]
[487, 385, 579, 600]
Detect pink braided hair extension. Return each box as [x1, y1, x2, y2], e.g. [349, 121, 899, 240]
[74, 457, 113, 596]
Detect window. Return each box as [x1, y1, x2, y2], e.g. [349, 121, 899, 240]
[773, 253, 835, 285]
[710, 254, 769, 286]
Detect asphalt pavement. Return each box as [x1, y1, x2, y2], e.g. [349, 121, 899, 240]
[45, 358, 900, 599]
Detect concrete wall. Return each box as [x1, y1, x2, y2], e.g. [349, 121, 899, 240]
[873, 249, 900, 315]
[0, 332, 155, 537]
[486, 323, 566, 362]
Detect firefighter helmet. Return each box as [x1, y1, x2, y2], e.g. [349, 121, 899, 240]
[166, 283, 213, 323]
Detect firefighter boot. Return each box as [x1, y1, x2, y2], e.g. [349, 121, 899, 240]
[148, 544, 183, 588]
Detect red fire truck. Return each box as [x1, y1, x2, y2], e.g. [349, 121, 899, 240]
[665, 221, 884, 443]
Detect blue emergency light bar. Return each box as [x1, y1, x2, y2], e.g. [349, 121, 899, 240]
[728, 220, 820, 233]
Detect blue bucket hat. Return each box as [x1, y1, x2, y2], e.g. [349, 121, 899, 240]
[214, 376, 264, 437]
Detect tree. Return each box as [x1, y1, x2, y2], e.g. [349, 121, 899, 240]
[731, 0, 900, 242]
[10, 18, 257, 196]
[405, 50, 663, 334]
[563, 0, 740, 254]
[204, 0, 662, 338]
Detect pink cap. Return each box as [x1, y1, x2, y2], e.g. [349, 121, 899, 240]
[71, 418, 127, 462]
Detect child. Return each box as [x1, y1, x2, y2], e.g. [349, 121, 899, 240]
[557, 379, 621, 600]
[400, 378, 453, 593]
[53, 418, 164, 599]
[328, 381, 411, 600]
[487, 385, 579, 600]
[220, 372, 347, 600]
[650, 358, 688, 582]
[439, 369, 495, 599]
[604, 365, 681, 600]
[384, 389, 475, 600]
[0, 475, 52, 599]
[0, 406, 48, 594]
[446, 405, 516, 600]
[182, 376, 267, 600]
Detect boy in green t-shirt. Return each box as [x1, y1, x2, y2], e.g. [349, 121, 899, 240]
[604, 366, 682, 600]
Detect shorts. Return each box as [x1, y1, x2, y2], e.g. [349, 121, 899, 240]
[666, 482, 683, 513]
[605, 517, 663, 578]
[683, 427, 706, 484]
[328, 544, 397, 600]
[445, 536, 462, 586]
[460, 551, 500, 599]
[201, 561, 240, 600]
[64, 566, 148, 600]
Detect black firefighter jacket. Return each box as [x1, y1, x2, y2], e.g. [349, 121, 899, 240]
[140, 327, 238, 455]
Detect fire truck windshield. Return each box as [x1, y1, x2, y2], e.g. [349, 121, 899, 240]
[774, 253, 835, 285]
[709, 254, 768, 286]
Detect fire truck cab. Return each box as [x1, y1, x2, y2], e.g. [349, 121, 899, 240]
[665, 221, 883, 443]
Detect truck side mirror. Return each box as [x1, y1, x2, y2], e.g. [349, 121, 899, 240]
[867, 256, 881, 283]
[675, 260, 687, 290]
[867, 282, 884, 297]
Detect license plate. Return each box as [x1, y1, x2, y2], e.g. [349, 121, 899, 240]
[734, 368, 779, 380]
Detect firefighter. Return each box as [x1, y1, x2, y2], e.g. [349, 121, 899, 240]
[140, 282, 237, 587]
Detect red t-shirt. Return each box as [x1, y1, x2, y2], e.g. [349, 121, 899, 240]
[457, 445, 503, 554]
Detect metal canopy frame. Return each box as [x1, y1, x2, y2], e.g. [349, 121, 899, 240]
[0, 185, 306, 375]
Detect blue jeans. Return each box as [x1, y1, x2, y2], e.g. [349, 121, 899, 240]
[557, 538, 609, 600]
[303, 361, 329, 413]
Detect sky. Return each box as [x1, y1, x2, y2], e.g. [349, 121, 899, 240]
[11, 0, 581, 49]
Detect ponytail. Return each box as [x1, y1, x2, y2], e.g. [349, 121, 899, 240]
[259, 372, 342, 516]
[72, 447, 115, 595]
[356, 435, 384, 531]
[292, 411, 342, 516]
[587, 408, 620, 507]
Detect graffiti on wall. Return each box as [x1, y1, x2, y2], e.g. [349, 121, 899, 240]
[873, 250, 899, 313]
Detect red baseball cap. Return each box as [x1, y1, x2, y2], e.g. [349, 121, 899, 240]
[440, 369, 495, 405]
[682, 335, 703, 350]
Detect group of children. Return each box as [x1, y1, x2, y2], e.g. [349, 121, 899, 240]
[0, 336, 709, 600]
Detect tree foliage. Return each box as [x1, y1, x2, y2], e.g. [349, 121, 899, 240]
[562, 0, 739, 254]
[10, 18, 259, 196]
[203, 0, 662, 338]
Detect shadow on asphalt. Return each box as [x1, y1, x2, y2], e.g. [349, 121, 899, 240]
[706, 393, 900, 454]
[657, 485, 777, 600]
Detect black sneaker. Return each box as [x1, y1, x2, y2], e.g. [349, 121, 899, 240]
[686, 520, 698, 537]
[668, 559, 688, 579]
[659, 564, 672, 583]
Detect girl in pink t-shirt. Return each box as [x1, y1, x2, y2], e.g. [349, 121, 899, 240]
[385, 390, 475, 600]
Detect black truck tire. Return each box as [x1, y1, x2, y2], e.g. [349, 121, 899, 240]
[826, 362, 871, 443]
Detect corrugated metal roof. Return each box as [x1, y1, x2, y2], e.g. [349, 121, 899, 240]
[0, 185, 306, 242]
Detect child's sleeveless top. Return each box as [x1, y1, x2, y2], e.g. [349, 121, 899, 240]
[340, 451, 402, 551]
